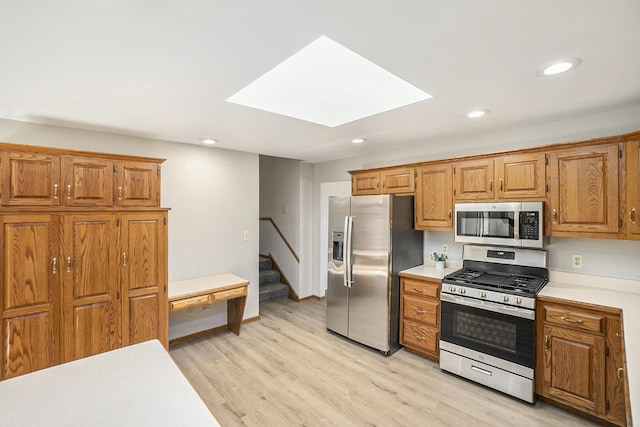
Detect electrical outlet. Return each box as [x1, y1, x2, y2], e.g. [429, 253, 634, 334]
[442, 244, 448, 254]
[281, 205, 288, 214]
[572, 255, 583, 269]
[243, 231, 249, 241]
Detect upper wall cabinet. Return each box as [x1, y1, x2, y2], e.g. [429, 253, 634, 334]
[453, 158, 494, 201]
[415, 163, 453, 230]
[495, 153, 546, 199]
[0, 150, 62, 206]
[453, 154, 546, 202]
[351, 167, 415, 196]
[548, 143, 622, 237]
[115, 161, 160, 207]
[626, 133, 640, 240]
[0, 144, 162, 208]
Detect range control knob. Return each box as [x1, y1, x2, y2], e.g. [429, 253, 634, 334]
[459, 288, 466, 295]
[479, 291, 487, 298]
[515, 297, 522, 305]
[449, 286, 456, 293]
[502, 295, 510, 302]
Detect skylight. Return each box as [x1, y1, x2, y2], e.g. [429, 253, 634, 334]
[226, 35, 432, 127]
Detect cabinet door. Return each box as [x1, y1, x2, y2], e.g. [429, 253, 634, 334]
[627, 139, 640, 240]
[453, 158, 494, 201]
[548, 144, 620, 235]
[351, 171, 380, 195]
[61, 156, 114, 207]
[380, 167, 415, 194]
[115, 161, 159, 207]
[605, 316, 627, 426]
[120, 212, 168, 348]
[415, 164, 453, 230]
[62, 214, 119, 362]
[0, 214, 61, 379]
[0, 150, 61, 206]
[541, 325, 606, 414]
[495, 153, 546, 199]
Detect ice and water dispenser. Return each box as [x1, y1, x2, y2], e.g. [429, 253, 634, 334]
[332, 231, 344, 261]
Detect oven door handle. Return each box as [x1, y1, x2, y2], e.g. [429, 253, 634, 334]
[441, 293, 534, 320]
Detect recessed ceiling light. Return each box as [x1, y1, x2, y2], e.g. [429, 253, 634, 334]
[466, 110, 488, 118]
[226, 35, 433, 127]
[536, 58, 582, 77]
[351, 138, 366, 144]
[200, 138, 217, 145]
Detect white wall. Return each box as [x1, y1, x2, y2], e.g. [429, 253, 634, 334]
[0, 118, 260, 340]
[311, 103, 640, 294]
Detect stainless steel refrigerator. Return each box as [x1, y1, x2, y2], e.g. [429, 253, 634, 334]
[327, 195, 423, 355]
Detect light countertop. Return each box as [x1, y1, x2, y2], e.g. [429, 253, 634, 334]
[169, 272, 249, 300]
[0, 340, 220, 427]
[400, 264, 639, 425]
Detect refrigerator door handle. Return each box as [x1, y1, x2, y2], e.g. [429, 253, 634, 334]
[344, 216, 354, 288]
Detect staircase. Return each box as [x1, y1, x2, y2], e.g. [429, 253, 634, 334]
[259, 256, 290, 304]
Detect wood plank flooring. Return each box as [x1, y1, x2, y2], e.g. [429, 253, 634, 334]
[169, 298, 599, 427]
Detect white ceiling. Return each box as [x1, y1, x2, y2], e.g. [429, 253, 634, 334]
[1, 1, 639, 163]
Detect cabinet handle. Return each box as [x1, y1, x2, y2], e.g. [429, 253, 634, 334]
[122, 252, 128, 267]
[413, 288, 425, 294]
[630, 208, 637, 225]
[617, 367, 624, 381]
[52, 257, 58, 274]
[544, 335, 549, 351]
[499, 178, 503, 191]
[560, 316, 583, 324]
[413, 333, 426, 342]
[382, 179, 385, 188]
[414, 308, 426, 315]
[118, 186, 123, 200]
[53, 184, 59, 199]
[489, 179, 493, 192]
[66, 184, 72, 200]
[66, 256, 72, 272]
[448, 209, 452, 220]
[552, 209, 557, 224]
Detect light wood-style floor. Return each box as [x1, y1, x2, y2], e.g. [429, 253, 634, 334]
[170, 298, 599, 427]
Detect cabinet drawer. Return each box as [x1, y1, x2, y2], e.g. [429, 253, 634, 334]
[402, 320, 438, 353]
[403, 294, 439, 325]
[170, 294, 211, 311]
[544, 305, 604, 334]
[402, 278, 439, 298]
[212, 286, 247, 302]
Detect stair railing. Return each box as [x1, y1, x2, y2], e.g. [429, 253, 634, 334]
[259, 217, 299, 263]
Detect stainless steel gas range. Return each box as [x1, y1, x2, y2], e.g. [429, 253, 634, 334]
[439, 244, 548, 403]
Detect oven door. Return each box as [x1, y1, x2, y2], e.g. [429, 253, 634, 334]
[440, 293, 535, 368]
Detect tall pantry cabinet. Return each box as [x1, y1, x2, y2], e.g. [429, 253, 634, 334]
[0, 143, 168, 380]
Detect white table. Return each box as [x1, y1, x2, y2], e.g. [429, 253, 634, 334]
[0, 340, 220, 427]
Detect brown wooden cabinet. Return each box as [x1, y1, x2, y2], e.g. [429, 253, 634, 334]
[626, 134, 640, 240]
[537, 298, 627, 426]
[120, 212, 168, 347]
[548, 143, 622, 237]
[453, 158, 494, 201]
[495, 153, 546, 199]
[454, 154, 546, 202]
[0, 214, 61, 379]
[415, 163, 453, 230]
[399, 275, 440, 360]
[0, 150, 61, 206]
[0, 143, 168, 380]
[351, 167, 414, 195]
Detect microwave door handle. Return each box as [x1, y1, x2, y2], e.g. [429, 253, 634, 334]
[514, 211, 520, 241]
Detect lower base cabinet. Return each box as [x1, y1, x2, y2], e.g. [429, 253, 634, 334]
[536, 297, 628, 426]
[399, 275, 440, 361]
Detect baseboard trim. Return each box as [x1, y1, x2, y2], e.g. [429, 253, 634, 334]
[169, 315, 261, 346]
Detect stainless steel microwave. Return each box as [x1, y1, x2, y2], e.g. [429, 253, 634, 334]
[454, 202, 549, 248]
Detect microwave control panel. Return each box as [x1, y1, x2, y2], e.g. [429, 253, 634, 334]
[520, 211, 540, 240]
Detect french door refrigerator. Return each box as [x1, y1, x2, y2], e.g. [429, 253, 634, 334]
[327, 195, 423, 355]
